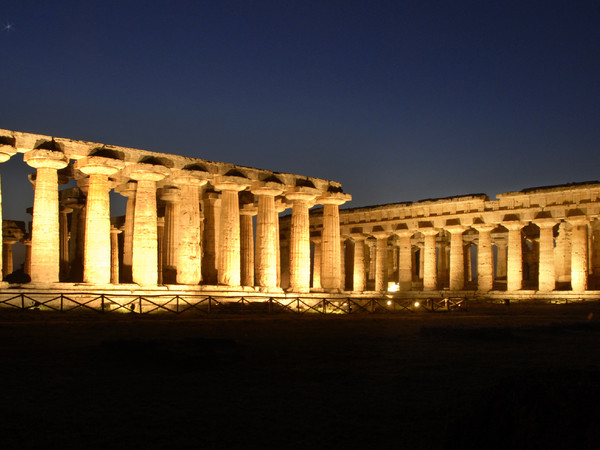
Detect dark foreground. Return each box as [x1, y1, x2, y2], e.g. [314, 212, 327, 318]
[1, 303, 600, 449]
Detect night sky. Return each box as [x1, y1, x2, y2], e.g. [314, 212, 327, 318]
[2, 0, 600, 223]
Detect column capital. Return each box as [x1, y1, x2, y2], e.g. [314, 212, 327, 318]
[533, 218, 559, 229]
[240, 204, 258, 216]
[393, 229, 414, 238]
[370, 231, 390, 240]
[213, 174, 251, 192]
[170, 168, 210, 187]
[115, 180, 137, 198]
[0, 143, 17, 162]
[125, 163, 170, 182]
[503, 221, 527, 231]
[74, 156, 124, 176]
[445, 225, 468, 234]
[275, 198, 289, 213]
[317, 192, 352, 206]
[566, 215, 589, 226]
[158, 186, 181, 203]
[420, 228, 440, 237]
[348, 233, 367, 242]
[24, 149, 68, 170]
[285, 186, 320, 202]
[471, 223, 496, 233]
[251, 181, 284, 197]
[110, 226, 122, 235]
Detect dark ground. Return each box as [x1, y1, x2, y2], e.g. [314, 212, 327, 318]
[1, 303, 600, 449]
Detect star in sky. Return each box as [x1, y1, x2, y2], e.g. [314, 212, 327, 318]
[3, 21, 14, 32]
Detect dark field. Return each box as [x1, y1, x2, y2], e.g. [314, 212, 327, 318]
[1, 304, 600, 449]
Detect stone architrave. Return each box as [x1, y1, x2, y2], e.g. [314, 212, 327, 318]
[393, 230, 413, 291]
[421, 229, 439, 291]
[126, 163, 170, 286]
[349, 234, 367, 292]
[75, 156, 125, 284]
[504, 221, 526, 291]
[24, 149, 69, 283]
[533, 218, 558, 292]
[473, 224, 496, 292]
[110, 227, 121, 284]
[172, 170, 209, 285]
[0, 144, 17, 278]
[286, 187, 319, 292]
[158, 186, 181, 284]
[372, 232, 389, 292]
[240, 204, 257, 287]
[317, 192, 351, 291]
[252, 182, 284, 290]
[446, 225, 467, 291]
[568, 216, 589, 292]
[213, 175, 251, 287]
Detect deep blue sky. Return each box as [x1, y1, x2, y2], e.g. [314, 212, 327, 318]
[2, 0, 600, 222]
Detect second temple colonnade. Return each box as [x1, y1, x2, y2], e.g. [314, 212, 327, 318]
[0, 129, 350, 292]
[2, 129, 600, 296]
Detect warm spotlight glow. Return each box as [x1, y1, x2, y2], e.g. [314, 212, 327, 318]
[386, 300, 392, 306]
[414, 301, 420, 308]
[387, 283, 399, 292]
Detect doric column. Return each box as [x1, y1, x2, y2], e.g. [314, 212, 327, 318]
[240, 204, 257, 287]
[317, 192, 351, 290]
[395, 230, 413, 291]
[350, 234, 366, 292]
[569, 217, 589, 292]
[372, 232, 389, 292]
[473, 224, 495, 292]
[252, 182, 284, 290]
[311, 237, 322, 289]
[59, 206, 71, 280]
[75, 156, 124, 284]
[115, 181, 136, 283]
[214, 175, 251, 287]
[23, 238, 32, 277]
[495, 238, 507, 279]
[504, 221, 526, 291]
[110, 226, 121, 284]
[286, 187, 319, 292]
[275, 199, 288, 288]
[534, 219, 558, 292]
[158, 186, 181, 284]
[0, 144, 17, 279]
[421, 229, 439, 291]
[24, 149, 69, 283]
[202, 191, 220, 285]
[173, 170, 209, 285]
[2, 239, 16, 278]
[126, 163, 170, 286]
[446, 226, 467, 291]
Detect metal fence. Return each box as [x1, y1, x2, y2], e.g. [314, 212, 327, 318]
[0, 292, 467, 315]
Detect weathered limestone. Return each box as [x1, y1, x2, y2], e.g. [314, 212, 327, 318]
[372, 232, 389, 292]
[158, 186, 181, 283]
[252, 182, 284, 290]
[569, 216, 589, 292]
[421, 229, 439, 291]
[115, 181, 136, 283]
[311, 237, 322, 289]
[534, 219, 558, 292]
[126, 163, 170, 285]
[447, 226, 467, 291]
[59, 206, 71, 280]
[110, 226, 121, 284]
[495, 239, 507, 279]
[75, 156, 124, 284]
[504, 222, 525, 291]
[395, 230, 413, 291]
[24, 149, 69, 283]
[239, 205, 256, 287]
[286, 187, 319, 292]
[214, 175, 251, 287]
[473, 224, 495, 292]
[202, 192, 220, 285]
[318, 193, 351, 290]
[0, 144, 17, 278]
[350, 234, 366, 292]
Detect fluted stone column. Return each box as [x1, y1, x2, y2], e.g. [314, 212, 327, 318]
[495, 238, 507, 279]
[174, 171, 208, 285]
[276, 199, 288, 288]
[158, 186, 181, 284]
[373, 233, 389, 292]
[240, 205, 256, 287]
[202, 192, 220, 285]
[421, 229, 439, 291]
[115, 181, 136, 283]
[252, 182, 284, 290]
[126, 163, 169, 286]
[24, 149, 69, 283]
[318, 192, 351, 291]
[110, 227, 121, 284]
[0, 145, 17, 280]
[350, 234, 366, 292]
[59, 206, 71, 280]
[2, 239, 16, 278]
[312, 237, 322, 289]
[554, 223, 572, 283]
[286, 187, 319, 292]
[214, 175, 250, 287]
[75, 156, 124, 284]
[473, 224, 495, 292]
[505, 222, 525, 291]
[23, 238, 32, 277]
[569, 217, 589, 292]
[66, 203, 83, 277]
[447, 226, 467, 291]
[534, 219, 558, 292]
[395, 230, 413, 291]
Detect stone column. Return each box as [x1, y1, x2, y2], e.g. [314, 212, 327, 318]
[447, 226, 467, 291]
[350, 234, 366, 292]
[157, 217, 165, 284]
[24, 149, 69, 283]
[505, 222, 525, 291]
[275, 199, 289, 288]
[202, 191, 220, 285]
[534, 219, 558, 292]
[59, 206, 71, 280]
[158, 186, 181, 284]
[75, 156, 124, 285]
[311, 237, 322, 289]
[286, 187, 319, 292]
[373, 233, 389, 292]
[421, 229, 439, 291]
[126, 163, 170, 286]
[569, 217, 589, 292]
[23, 238, 32, 277]
[473, 224, 495, 292]
[2, 239, 16, 278]
[110, 226, 121, 284]
[115, 181, 137, 283]
[252, 182, 284, 290]
[0, 144, 17, 279]
[240, 205, 256, 287]
[395, 230, 413, 291]
[214, 175, 250, 287]
[437, 238, 448, 288]
[173, 171, 208, 285]
[317, 192, 351, 291]
[495, 238, 507, 279]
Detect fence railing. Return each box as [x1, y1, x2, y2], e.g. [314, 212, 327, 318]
[0, 292, 467, 315]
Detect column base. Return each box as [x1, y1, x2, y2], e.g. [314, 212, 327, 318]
[286, 287, 310, 294]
